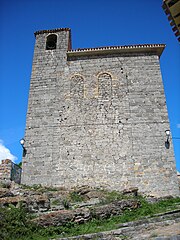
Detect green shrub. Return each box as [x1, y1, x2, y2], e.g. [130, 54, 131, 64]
[51, 199, 61, 206]
[18, 162, 22, 167]
[100, 190, 124, 204]
[69, 191, 84, 202]
[21, 184, 58, 192]
[0, 206, 37, 240]
[0, 205, 64, 240]
[62, 198, 70, 209]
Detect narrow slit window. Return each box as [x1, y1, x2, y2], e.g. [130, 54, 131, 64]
[46, 34, 57, 50]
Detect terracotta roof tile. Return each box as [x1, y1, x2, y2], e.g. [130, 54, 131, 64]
[68, 44, 165, 52]
[34, 28, 71, 36]
[67, 44, 165, 57]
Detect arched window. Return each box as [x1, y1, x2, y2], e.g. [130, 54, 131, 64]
[98, 73, 112, 99]
[46, 34, 57, 50]
[70, 75, 84, 98]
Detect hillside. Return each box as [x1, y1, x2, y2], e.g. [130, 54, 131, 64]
[0, 182, 180, 240]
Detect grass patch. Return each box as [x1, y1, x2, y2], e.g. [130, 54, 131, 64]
[57, 196, 180, 238]
[51, 199, 61, 206]
[62, 198, 70, 209]
[21, 184, 58, 192]
[68, 191, 84, 202]
[98, 190, 130, 204]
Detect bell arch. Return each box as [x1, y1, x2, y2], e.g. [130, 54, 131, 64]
[46, 34, 57, 50]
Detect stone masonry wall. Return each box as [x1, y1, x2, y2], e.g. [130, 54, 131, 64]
[0, 159, 21, 184]
[21, 29, 180, 197]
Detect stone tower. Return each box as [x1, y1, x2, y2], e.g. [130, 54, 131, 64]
[21, 28, 179, 197]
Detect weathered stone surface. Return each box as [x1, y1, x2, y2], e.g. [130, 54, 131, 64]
[25, 194, 50, 212]
[75, 186, 91, 196]
[34, 209, 89, 227]
[34, 199, 140, 227]
[75, 198, 100, 208]
[0, 183, 106, 213]
[92, 199, 140, 219]
[35, 210, 70, 227]
[0, 159, 21, 184]
[0, 182, 179, 239]
[0, 188, 13, 198]
[122, 187, 138, 197]
[0, 196, 25, 206]
[55, 210, 180, 239]
[21, 28, 180, 198]
[0, 193, 50, 213]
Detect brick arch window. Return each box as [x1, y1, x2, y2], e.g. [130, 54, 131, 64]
[98, 72, 112, 99]
[70, 75, 84, 98]
[46, 34, 57, 50]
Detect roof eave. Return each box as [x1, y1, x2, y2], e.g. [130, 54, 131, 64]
[34, 28, 71, 37]
[67, 45, 165, 58]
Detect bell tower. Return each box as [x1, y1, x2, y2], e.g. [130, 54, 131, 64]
[21, 28, 71, 185]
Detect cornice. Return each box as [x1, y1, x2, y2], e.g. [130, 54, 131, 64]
[34, 28, 71, 36]
[67, 44, 165, 57]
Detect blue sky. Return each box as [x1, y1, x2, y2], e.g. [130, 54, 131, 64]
[0, 0, 180, 170]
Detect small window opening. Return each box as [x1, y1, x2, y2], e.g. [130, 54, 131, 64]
[46, 34, 57, 50]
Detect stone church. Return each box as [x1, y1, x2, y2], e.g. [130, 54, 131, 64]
[21, 28, 179, 197]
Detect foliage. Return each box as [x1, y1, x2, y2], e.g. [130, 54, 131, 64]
[61, 191, 84, 209]
[21, 184, 58, 192]
[0, 205, 63, 240]
[99, 190, 126, 204]
[18, 162, 22, 167]
[51, 199, 61, 206]
[58, 196, 180, 237]
[62, 198, 70, 209]
[0, 205, 37, 240]
[68, 191, 84, 202]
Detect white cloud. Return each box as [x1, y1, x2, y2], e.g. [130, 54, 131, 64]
[177, 124, 180, 128]
[0, 140, 17, 163]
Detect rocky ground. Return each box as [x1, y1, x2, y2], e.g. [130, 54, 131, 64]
[0, 182, 180, 240]
[0, 182, 139, 226]
[55, 210, 180, 240]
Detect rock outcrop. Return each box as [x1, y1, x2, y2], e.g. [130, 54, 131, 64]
[33, 199, 140, 227]
[0, 182, 179, 240]
[55, 210, 180, 240]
